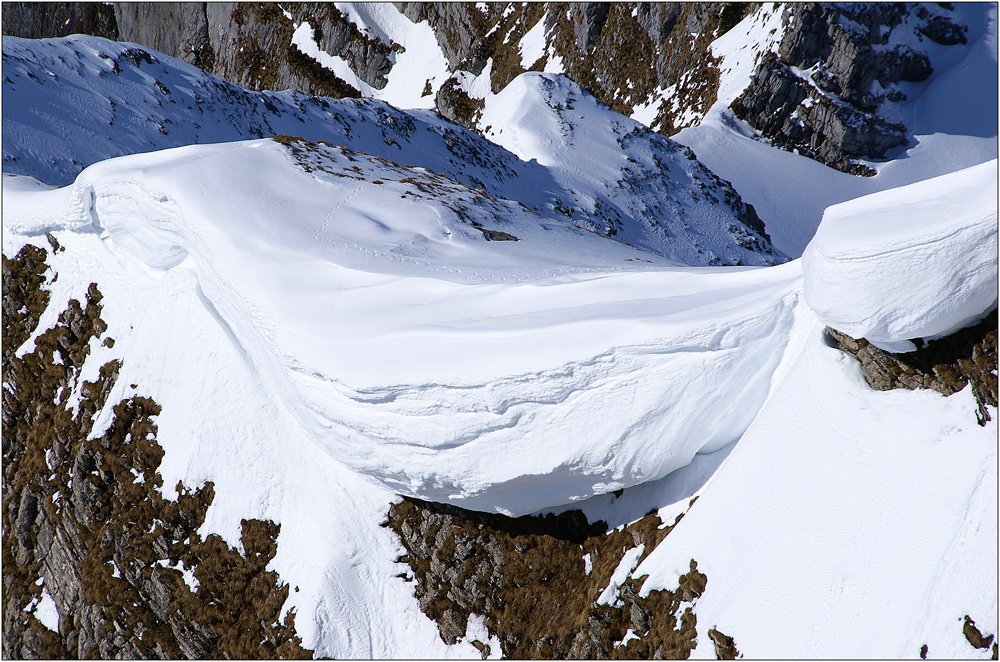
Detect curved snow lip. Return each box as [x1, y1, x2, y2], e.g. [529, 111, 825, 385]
[802, 160, 998, 353]
[5, 138, 804, 516]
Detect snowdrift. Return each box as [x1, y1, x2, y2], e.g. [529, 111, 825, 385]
[5, 137, 800, 515]
[803, 160, 998, 352]
[4, 135, 995, 660]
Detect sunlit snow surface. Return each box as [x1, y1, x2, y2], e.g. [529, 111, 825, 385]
[3, 139, 799, 515]
[637, 301, 997, 659]
[4, 135, 995, 657]
[3, 6, 998, 657]
[804, 160, 998, 352]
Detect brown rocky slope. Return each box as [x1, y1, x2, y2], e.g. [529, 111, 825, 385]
[2, 241, 313, 659]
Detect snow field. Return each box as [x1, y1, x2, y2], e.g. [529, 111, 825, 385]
[635, 301, 997, 659]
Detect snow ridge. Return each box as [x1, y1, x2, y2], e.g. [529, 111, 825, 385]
[2, 34, 784, 267]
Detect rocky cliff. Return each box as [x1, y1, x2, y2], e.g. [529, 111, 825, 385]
[731, 3, 968, 174]
[2, 1, 386, 99]
[2, 242, 312, 659]
[396, 2, 750, 134]
[1, 2, 118, 41]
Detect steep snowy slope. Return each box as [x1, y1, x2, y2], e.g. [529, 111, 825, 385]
[479, 73, 778, 266]
[550, 160, 999, 658]
[636, 301, 996, 659]
[2, 34, 782, 267]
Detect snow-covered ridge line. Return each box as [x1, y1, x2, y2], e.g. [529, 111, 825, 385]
[2, 34, 783, 267]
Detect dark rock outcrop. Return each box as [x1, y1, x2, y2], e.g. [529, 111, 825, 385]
[824, 309, 998, 425]
[732, 3, 967, 174]
[407, 2, 738, 134]
[708, 627, 740, 659]
[435, 75, 485, 130]
[114, 3, 214, 70]
[204, 2, 360, 99]
[963, 615, 996, 651]
[2, 243, 312, 659]
[1, 2, 119, 41]
[385, 496, 714, 659]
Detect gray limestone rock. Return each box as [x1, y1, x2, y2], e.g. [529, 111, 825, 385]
[114, 3, 213, 70]
[572, 3, 610, 52]
[1, 2, 119, 40]
[734, 3, 966, 174]
[824, 310, 998, 426]
[395, 2, 488, 74]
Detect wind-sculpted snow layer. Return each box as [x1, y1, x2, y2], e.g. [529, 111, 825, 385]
[803, 160, 998, 353]
[2, 34, 782, 268]
[6, 138, 801, 516]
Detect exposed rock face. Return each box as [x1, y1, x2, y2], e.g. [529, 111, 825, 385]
[397, 2, 491, 74]
[113, 3, 214, 70]
[1, 2, 119, 41]
[385, 496, 718, 659]
[206, 2, 395, 95]
[401, 2, 741, 134]
[2, 243, 312, 659]
[963, 615, 996, 652]
[824, 309, 998, 425]
[2, 1, 388, 98]
[732, 3, 967, 175]
[708, 627, 740, 659]
[435, 76, 485, 130]
[191, 2, 362, 99]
